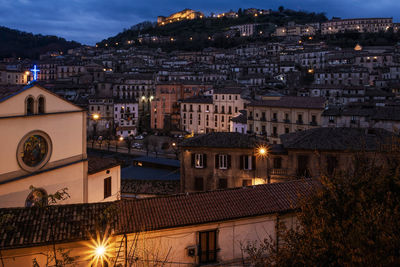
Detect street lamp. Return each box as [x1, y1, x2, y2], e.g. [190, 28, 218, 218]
[256, 145, 271, 183]
[92, 113, 100, 140]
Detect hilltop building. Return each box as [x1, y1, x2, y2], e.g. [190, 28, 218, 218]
[157, 9, 204, 26]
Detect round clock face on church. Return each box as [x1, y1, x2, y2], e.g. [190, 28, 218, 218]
[17, 131, 52, 172]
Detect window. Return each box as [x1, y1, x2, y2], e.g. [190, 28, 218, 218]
[199, 230, 217, 264]
[273, 157, 282, 169]
[215, 154, 230, 169]
[192, 153, 206, 168]
[285, 127, 290, 134]
[242, 179, 252, 186]
[195, 177, 204, 191]
[104, 177, 111, 199]
[38, 96, 45, 114]
[240, 155, 255, 170]
[218, 179, 227, 189]
[26, 96, 34, 115]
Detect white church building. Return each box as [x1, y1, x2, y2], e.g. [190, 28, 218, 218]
[0, 84, 121, 208]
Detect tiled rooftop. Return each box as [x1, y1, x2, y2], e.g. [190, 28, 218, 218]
[88, 156, 121, 175]
[281, 127, 395, 151]
[0, 180, 318, 249]
[248, 96, 326, 109]
[179, 132, 265, 148]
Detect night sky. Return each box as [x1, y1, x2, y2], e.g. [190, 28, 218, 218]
[0, 0, 399, 45]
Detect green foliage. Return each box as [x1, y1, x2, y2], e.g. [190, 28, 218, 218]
[242, 154, 400, 266]
[0, 26, 80, 59]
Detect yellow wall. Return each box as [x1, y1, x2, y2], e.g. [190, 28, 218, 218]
[88, 165, 121, 203]
[0, 162, 87, 207]
[0, 85, 88, 207]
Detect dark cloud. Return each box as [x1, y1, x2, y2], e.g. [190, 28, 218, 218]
[0, 0, 399, 45]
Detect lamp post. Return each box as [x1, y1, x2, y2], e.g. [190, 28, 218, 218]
[257, 145, 271, 184]
[92, 113, 100, 140]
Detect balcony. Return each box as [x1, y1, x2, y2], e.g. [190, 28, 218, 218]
[271, 133, 278, 138]
[270, 168, 288, 176]
[284, 119, 290, 123]
[271, 118, 277, 122]
[350, 120, 358, 124]
[248, 116, 254, 120]
[296, 120, 304, 125]
[260, 117, 266, 121]
[310, 121, 318, 126]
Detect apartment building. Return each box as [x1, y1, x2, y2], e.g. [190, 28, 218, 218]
[87, 97, 114, 136]
[321, 18, 393, 35]
[151, 81, 210, 131]
[246, 96, 326, 143]
[179, 132, 268, 192]
[314, 66, 370, 86]
[114, 99, 139, 138]
[213, 87, 247, 132]
[0, 69, 29, 85]
[180, 96, 213, 134]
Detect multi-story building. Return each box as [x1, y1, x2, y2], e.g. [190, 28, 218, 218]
[321, 18, 394, 35]
[112, 73, 155, 113]
[180, 96, 213, 134]
[57, 64, 87, 80]
[213, 87, 247, 132]
[87, 98, 114, 137]
[0, 69, 30, 85]
[157, 9, 204, 25]
[231, 24, 258, 37]
[179, 132, 268, 192]
[322, 103, 400, 132]
[246, 96, 326, 143]
[151, 81, 210, 131]
[114, 100, 139, 138]
[314, 66, 370, 86]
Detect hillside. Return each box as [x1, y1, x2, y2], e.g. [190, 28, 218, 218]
[0, 26, 81, 59]
[97, 9, 327, 50]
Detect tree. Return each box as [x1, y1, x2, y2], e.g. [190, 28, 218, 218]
[278, 6, 284, 13]
[124, 136, 134, 154]
[28, 186, 77, 267]
[241, 153, 400, 266]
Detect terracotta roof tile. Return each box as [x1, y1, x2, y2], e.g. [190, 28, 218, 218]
[88, 156, 121, 174]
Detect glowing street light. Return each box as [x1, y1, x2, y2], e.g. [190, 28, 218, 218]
[119, 136, 124, 141]
[95, 245, 105, 257]
[92, 113, 100, 120]
[85, 230, 113, 267]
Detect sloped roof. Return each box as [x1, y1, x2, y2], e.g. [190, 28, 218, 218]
[248, 96, 326, 109]
[121, 179, 180, 195]
[0, 202, 113, 249]
[179, 132, 265, 148]
[0, 180, 318, 249]
[116, 179, 318, 234]
[88, 156, 121, 174]
[280, 127, 395, 151]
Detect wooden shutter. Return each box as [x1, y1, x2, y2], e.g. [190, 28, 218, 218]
[203, 154, 207, 168]
[191, 153, 195, 168]
[252, 155, 256, 170]
[239, 155, 244, 170]
[104, 177, 111, 199]
[227, 155, 231, 169]
[215, 154, 219, 169]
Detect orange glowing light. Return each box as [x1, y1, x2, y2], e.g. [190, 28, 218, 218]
[84, 230, 113, 267]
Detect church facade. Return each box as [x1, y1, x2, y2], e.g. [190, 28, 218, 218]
[0, 84, 119, 208]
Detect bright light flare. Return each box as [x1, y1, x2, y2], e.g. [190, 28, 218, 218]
[256, 145, 269, 158]
[85, 230, 113, 266]
[92, 114, 100, 120]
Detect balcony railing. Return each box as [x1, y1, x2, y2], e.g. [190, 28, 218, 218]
[271, 133, 278, 138]
[270, 168, 288, 176]
[248, 116, 254, 120]
[296, 120, 304, 125]
[310, 121, 318, 126]
[271, 118, 277, 122]
[284, 119, 290, 123]
[260, 117, 266, 121]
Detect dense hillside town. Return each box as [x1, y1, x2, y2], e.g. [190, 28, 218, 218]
[1, 6, 400, 266]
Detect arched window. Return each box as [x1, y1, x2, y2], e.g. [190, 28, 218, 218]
[38, 96, 45, 114]
[25, 188, 48, 207]
[26, 97, 34, 115]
